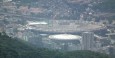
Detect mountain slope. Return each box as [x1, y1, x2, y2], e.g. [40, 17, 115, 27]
[0, 32, 111, 58]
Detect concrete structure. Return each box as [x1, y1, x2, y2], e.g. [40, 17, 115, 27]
[48, 34, 82, 51]
[108, 46, 114, 55]
[107, 33, 115, 45]
[82, 32, 95, 50]
[25, 20, 105, 33]
[107, 33, 115, 40]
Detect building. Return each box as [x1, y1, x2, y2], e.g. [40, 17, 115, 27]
[108, 46, 114, 55]
[107, 33, 115, 44]
[82, 32, 95, 50]
[48, 34, 82, 51]
[107, 33, 115, 40]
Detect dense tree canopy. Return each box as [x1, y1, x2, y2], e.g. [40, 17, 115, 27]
[93, 0, 115, 12]
[0, 32, 111, 58]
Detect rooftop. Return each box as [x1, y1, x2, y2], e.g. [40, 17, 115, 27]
[49, 34, 82, 40]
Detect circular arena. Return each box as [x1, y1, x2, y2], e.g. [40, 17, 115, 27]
[25, 20, 105, 33]
[48, 34, 82, 43]
[49, 34, 81, 40]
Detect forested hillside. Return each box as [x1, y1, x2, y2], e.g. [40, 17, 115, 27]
[93, 0, 115, 12]
[0, 32, 111, 58]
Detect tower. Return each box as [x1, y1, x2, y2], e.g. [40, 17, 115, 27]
[82, 32, 94, 50]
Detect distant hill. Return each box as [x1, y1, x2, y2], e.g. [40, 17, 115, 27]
[0, 32, 111, 58]
[93, 0, 115, 12]
[11, 0, 115, 20]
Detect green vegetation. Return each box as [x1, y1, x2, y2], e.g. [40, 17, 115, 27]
[0, 32, 111, 58]
[94, 0, 115, 12]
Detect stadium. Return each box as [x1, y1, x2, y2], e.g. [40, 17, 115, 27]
[25, 20, 105, 33]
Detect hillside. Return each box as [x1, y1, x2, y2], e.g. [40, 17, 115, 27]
[93, 0, 115, 12]
[0, 32, 111, 58]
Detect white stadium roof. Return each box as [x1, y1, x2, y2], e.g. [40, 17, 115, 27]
[49, 34, 82, 40]
[27, 21, 48, 25]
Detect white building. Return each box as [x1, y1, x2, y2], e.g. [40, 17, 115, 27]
[48, 34, 82, 51]
[82, 32, 95, 50]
